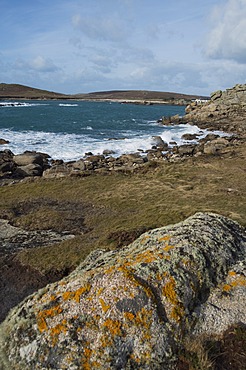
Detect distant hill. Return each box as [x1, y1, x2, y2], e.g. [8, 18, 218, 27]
[74, 89, 208, 102]
[0, 83, 208, 103]
[0, 83, 67, 99]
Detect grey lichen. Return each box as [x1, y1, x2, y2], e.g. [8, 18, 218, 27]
[0, 212, 245, 369]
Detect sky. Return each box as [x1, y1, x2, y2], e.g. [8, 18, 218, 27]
[0, 0, 246, 95]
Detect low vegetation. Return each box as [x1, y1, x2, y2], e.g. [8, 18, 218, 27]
[0, 138, 245, 369]
[178, 323, 246, 370]
[0, 140, 245, 274]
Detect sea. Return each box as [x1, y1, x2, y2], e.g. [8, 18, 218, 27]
[0, 100, 218, 161]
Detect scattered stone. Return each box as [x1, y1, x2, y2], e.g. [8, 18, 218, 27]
[181, 133, 199, 141]
[151, 136, 169, 150]
[69, 159, 86, 171]
[0, 139, 9, 145]
[42, 164, 71, 178]
[14, 163, 43, 177]
[203, 137, 229, 155]
[13, 153, 44, 166]
[103, 149, 116, 156]
[177, 144, 196, 156]
[199, 133, 220, 144]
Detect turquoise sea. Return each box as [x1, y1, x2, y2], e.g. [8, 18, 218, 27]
[0, 100, 206, 161]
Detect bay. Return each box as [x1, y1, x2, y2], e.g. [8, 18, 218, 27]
[0, 100, 203, 161]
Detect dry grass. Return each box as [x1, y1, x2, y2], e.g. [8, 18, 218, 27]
[0, 141, 245, 273]
[177, 323, 246, 370]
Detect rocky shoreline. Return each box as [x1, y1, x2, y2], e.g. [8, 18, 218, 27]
[0, 130, 244, 185]
[1, 84, 245, 184]
[0, 84, 245, 369]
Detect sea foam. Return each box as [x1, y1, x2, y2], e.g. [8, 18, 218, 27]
[0, 124, 224, 162]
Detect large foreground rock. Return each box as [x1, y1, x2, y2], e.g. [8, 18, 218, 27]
[0, 213, 245, 369]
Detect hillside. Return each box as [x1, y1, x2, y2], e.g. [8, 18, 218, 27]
[0, 83, 208, 103]
[0, 83, 67, 99]
[74, 89, 207, 103]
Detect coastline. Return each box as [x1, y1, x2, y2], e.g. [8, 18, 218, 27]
[0, 123, 236, 184]
[0, 83, 245, 369]
[0, 97, 195, 106]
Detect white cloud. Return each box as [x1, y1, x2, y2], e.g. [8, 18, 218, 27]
[30, 56, 60, 72]
[72, 14, 129, 43]
[205, 0, 246, 63]
[12, 56, 60, 73]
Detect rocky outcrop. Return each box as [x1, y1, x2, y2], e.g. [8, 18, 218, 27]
[0, 213, 245, 369]
[0, 150, 50, 180]
[0, 219, 74, 257]
[160, 84, 246, 134]
[183, 84, 246, 133]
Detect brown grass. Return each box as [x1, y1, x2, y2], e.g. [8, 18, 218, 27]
[0, 141, 245, 273]
[177, 323, 246, 370]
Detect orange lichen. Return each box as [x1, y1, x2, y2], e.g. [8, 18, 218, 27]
[222, 275, 246, 292]
[159, 235, 171, 242]
[130, 353, 141, 364]
[97, 287, 104, 296]
[100, 333, 113, 348]
[99, 298, 110, 313]
[37, 305, 63, 333]
[62, 284, 91, 303]
[159, 271, 168, 279]
[163, 245, 175, 252]
[124, 312, 135, 321]
[91, 361, 101, 368]
[93, 314, 101, 322]
[84, 347, 92, 358]
[102, 319, 122, 336]
[231, 276, 246, 287]
[104, 265, 115, 274]
[50, 319, 67, 345]
[62, 291, 72, 301]
[134, 308, 153, 329]
[163, 278, 177, 301]
[37, 316, 48, 332]
[131, 250, 157, 265]
[162, 277, 184, 322]
[223, 284, 231, 292]
[82, 345, 93, 370]
[228, 271, 237, 276]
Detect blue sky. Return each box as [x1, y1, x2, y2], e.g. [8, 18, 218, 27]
[0, 0, 246, 95]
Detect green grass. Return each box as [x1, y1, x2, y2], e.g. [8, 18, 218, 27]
[1, 142, 245, 273]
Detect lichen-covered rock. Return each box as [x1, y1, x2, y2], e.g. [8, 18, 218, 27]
[193, 259, 246, 336]
[0, 213, 245, 369]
